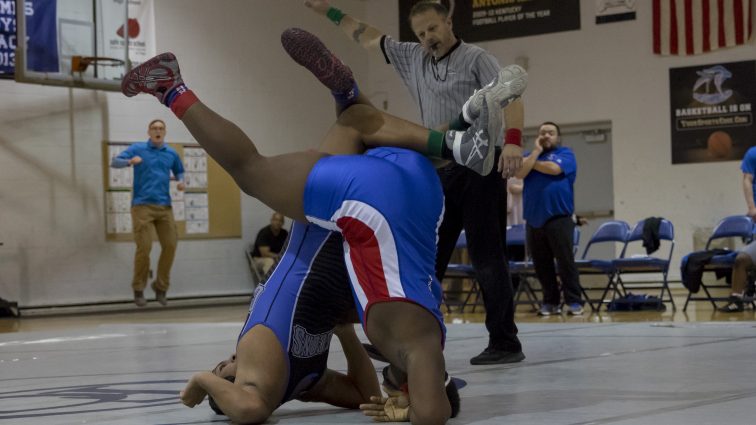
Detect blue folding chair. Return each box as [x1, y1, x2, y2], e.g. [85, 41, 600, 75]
[682, 215, 754, 311]
[603, 218, 676, 311]
[507, 224, 540, 310]
[442, 231, 484, 312]
[574, 220, 630, 311]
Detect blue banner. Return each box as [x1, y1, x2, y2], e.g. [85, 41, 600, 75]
[0, 0, 59, 77]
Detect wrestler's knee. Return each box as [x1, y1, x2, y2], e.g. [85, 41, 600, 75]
[337, 104, 384, 135]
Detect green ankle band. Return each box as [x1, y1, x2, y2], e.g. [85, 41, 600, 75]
[327, 7, 345, 25]
[427, 130, 445, 158]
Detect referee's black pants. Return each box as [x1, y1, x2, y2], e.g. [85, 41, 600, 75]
[435, 161, 522, 353]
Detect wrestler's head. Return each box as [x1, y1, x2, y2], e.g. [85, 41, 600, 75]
[208, 353, 237, 415]
[408, 1, 456, 59]
[536, 121, 561, 152]
[211, 353, 237, 378]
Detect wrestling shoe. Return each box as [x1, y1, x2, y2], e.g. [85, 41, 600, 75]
[121, 52, 184, 104]
[463, 64, 528, 122]
[281, 28, 355, 94]
[445, 100, 495, 175]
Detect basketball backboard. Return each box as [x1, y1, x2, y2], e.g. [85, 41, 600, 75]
[11, 0, 156, 91]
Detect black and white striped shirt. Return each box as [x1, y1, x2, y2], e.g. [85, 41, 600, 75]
[381, 35, 501, 129]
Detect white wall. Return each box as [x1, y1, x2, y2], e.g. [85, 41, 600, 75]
[1, 0, 754, 306]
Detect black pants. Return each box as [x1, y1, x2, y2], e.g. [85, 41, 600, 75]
[527, 216, 583, 305]
[436, 162, 521, 353]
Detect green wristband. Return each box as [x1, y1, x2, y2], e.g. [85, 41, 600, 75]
[326, 7, 345, 25]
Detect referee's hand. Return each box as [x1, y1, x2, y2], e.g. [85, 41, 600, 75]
[498, 144, 523, 178]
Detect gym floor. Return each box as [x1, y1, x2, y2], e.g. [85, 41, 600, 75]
[1, 293, 754, 424]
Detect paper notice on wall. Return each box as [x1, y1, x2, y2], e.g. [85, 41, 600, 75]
[186, 156, 207, 172]
[185, 193, 209, 208]
[172, 201, 185, 221]
[107, 212, 133, 234]
[108, 145, 133, 188]
[186, 220, 209, 234]
[186, 172, 207, 189]
[186, 206, 209, 221]
[105, 191, 131, 213]
[170, 181, 185, 202]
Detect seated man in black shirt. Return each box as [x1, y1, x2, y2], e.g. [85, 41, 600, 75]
[251, 212, 289, 275]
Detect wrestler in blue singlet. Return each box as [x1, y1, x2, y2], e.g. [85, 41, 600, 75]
[302, 147, 446, 336]
[238, 221, 353, 404]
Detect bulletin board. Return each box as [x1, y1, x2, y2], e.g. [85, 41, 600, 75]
[103, 141, 241, 241]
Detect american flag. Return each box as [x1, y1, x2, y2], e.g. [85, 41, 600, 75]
[653, 0, 753, 55]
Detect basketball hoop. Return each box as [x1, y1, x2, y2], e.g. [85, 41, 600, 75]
[71, 56, 126, 73]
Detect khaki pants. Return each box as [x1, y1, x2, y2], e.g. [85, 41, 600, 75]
[252, 257, 276, 276]
[131, 205, 178, 292]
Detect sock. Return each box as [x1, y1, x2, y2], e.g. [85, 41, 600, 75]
[332, 82, 360, 110]
[426, 130, 446, 157]
[442, 130, 459, 160]
[166, 84, 199, 119]
[449, 112, 471, 131]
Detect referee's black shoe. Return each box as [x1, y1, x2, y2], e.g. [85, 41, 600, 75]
[469, 347, 525, 365]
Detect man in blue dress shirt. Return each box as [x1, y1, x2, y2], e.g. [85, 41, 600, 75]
[111, 119, 185, 307]
[516, 121, 584, 316]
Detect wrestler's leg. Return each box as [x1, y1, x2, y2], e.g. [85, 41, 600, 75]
[179, 101, 320, 221]
[122, 54, 359, 221]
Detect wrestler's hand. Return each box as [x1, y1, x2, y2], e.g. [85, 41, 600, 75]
[180, 373, 208, 407]
[304, 0, 330, 15]
[498, 143, 523, 178]
[360, 394, 410, 422]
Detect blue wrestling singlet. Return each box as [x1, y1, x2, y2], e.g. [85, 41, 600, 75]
[238, 221, 354, 404]
[302, 147, 446, 336]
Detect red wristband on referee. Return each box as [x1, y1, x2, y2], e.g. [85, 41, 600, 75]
[170, 89, 199, 119]
[505, 128, 522, 146]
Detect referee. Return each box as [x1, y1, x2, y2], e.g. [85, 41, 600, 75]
[306, 0, 526, 365]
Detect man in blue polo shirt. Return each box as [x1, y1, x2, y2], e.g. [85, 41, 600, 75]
[111, 119, 185, 307]
[515, 121, 584, 316]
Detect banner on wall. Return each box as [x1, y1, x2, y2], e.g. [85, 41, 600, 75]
[398, 0, 581, 43]
[669, 60, 756, 164]
[596, 0, 636, 24]
[0, 0, 59, 77]
[99, 0, 155, 78]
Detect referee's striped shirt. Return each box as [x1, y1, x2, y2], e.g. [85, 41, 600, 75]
[381, 35, 501, 129]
